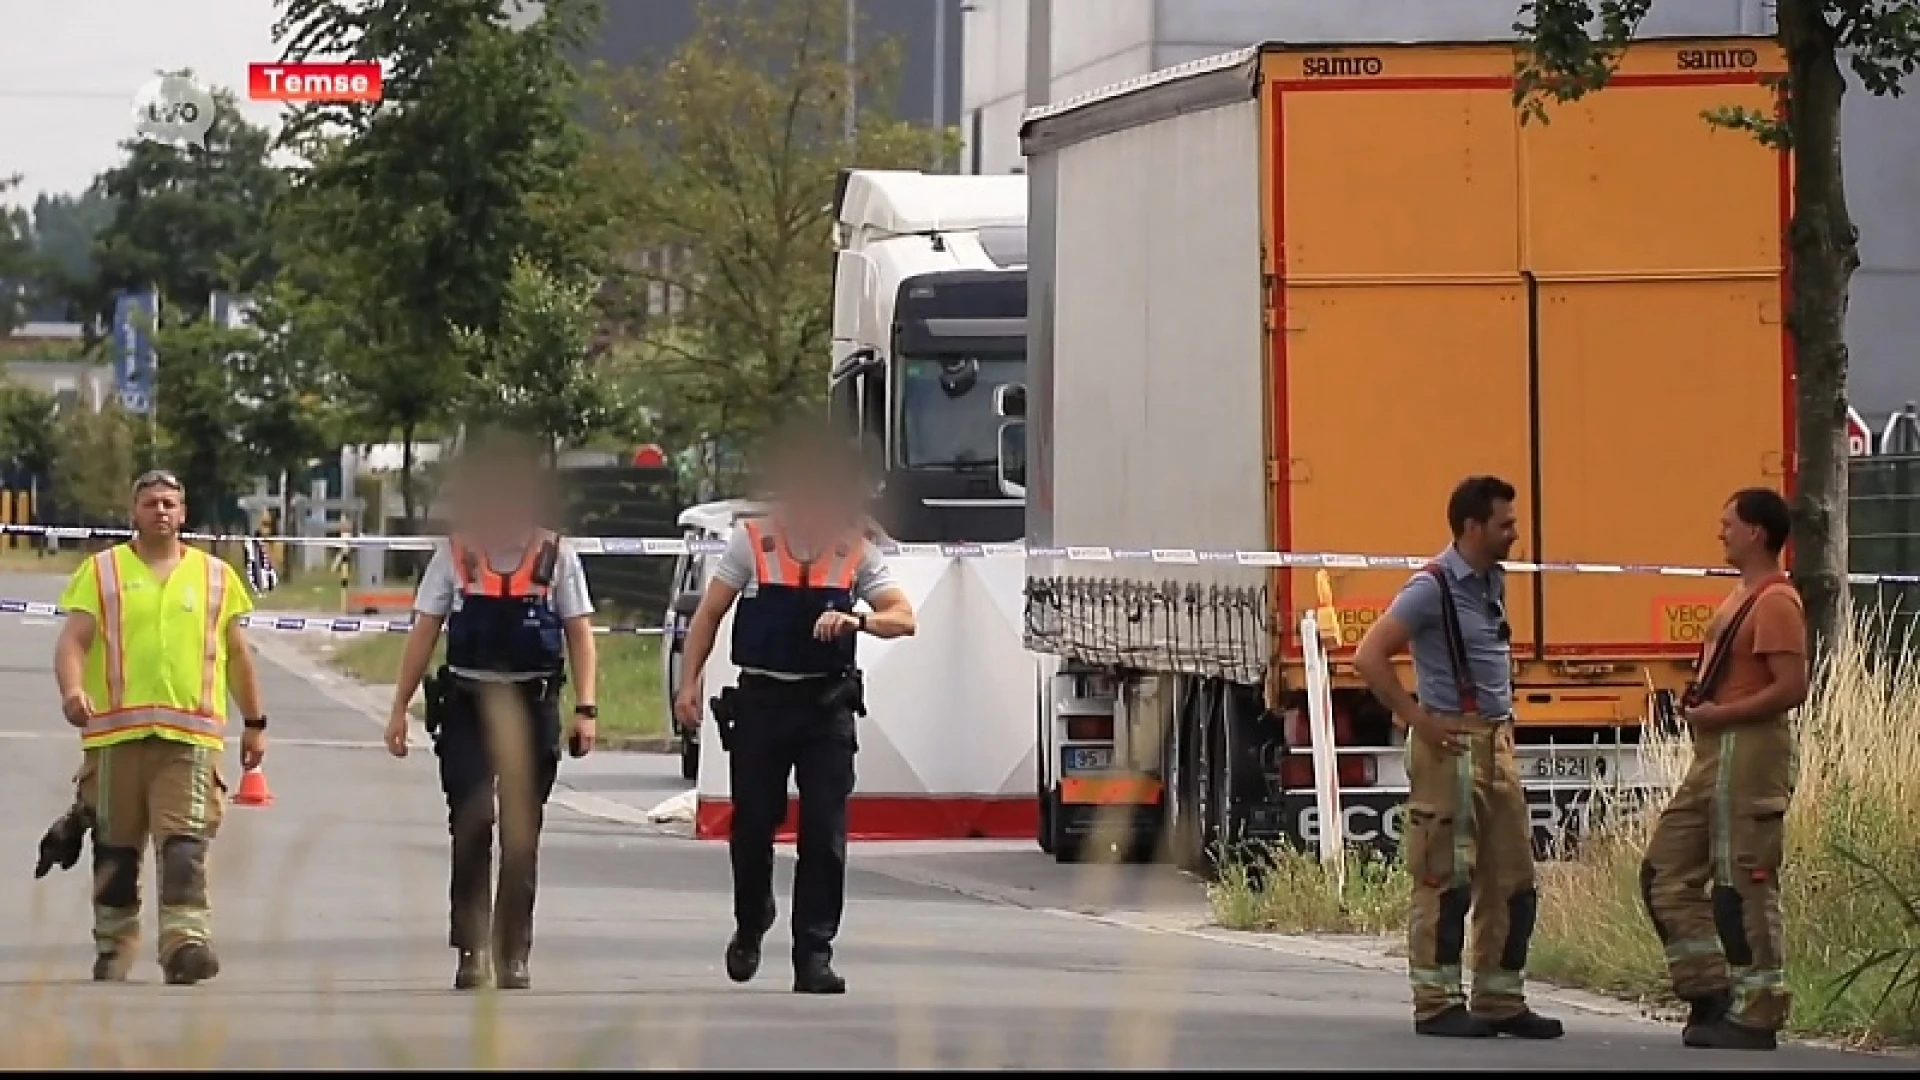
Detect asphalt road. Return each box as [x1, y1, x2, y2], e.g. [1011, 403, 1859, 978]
[0, 571, 1904, 1069]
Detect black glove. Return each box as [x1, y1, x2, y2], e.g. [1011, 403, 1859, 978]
[34, 804, 92, 880]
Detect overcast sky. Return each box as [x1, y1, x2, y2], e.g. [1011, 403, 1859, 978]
[0, 0, 291, 207]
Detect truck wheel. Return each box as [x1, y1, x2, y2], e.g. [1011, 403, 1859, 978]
[1036, 679, 1055, 855]
[1165, 678, 1208, 874]
[679, 734, 699, 781]
[1049, 787, 1084, 864]
[1206, 682, 1255, 871]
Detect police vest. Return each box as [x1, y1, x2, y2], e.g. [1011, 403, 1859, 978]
[729, 519, 864, 676]
[77, 545, 241, 752]
[443, 532, 566, 675]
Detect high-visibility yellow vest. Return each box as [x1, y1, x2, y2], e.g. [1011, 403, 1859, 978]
[62, 545, 247, 751]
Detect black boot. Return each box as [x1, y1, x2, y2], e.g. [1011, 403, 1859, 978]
[725, 897, 777, 985]
[1415, 1005, 1495, 1038]
[793, 954, 846, 995]
[1486, 1008, 1565, 1040]
[1684, 1016, 1778, 1051]
[1682, 991, 1731, 1039]
[163, 941, 220, 986]
[36, 804, 91, 879]
[453, 948, 490, 991]
[92, 949, 132, 982]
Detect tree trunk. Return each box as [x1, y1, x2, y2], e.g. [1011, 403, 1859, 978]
[1779, 0, 1858, 655]
[400, 421, 418, 526]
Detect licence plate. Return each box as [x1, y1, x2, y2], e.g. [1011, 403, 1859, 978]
[1525, 754, 1592, 781]
[1064, 746, 1113, 772]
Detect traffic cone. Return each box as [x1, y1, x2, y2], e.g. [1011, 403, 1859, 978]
[233, 766, 274, 807]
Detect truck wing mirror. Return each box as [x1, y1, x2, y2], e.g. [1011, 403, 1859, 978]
[996, 420, 1026, 499]
[993, 384, 1026, 418]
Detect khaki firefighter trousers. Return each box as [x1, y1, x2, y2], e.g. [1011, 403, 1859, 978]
[1640, 718, 1793, 1031]
[1404, 714, 1538, 1022]
[75, 737, 228, 964]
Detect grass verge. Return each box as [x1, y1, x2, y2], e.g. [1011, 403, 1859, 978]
[327, 631, 667, 745]
[1207, 615, 1920, 1046]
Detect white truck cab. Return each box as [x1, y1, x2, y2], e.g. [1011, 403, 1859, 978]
[660, 498, 768, 779]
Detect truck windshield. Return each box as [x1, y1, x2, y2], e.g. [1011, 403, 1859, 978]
[896, 353, 1024, 469]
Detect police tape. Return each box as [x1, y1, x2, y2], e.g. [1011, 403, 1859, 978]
[5, 521, 1916, 586]
[0, 598, 664, 637]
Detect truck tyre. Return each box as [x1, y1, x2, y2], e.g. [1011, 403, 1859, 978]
[1049, 787, 1085, 864]
[1206, 682, 1255, 871]
[1164, 678, 1208, 874]
[679, 733, 699, 781]
[1036, 678, 1055, 855]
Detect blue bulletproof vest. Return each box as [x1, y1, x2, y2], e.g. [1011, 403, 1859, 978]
[729, 520, 864, 676]
[443, 533, 566, 675]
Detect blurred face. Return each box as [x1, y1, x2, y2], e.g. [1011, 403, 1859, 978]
[449, 456, 546, 535]
[1719, 501, 1764, 565]
[1461, 499, 1519, 563]
[131, 479, 185, 538]
[771, 455, 864, 536]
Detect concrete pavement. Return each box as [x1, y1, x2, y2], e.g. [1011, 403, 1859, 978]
[0, 572, 1902, 1068]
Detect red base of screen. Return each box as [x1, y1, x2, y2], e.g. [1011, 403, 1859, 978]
[695, 795, 1040, 842]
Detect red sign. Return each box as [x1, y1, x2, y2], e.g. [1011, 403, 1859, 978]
[1846, 406, 1873, 458]
[247, 63, 383, 103]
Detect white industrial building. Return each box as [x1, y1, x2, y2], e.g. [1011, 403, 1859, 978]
[958, 0, 1920, 419]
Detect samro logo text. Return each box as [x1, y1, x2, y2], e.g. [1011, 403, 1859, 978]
[248, 63, 383, 103]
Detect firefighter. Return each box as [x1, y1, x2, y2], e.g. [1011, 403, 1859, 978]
[673, 420, 917, 995]
[1642, 487, 1807, 1051]
[381, 439, 599, 992]
[1353, 475, 1563, 1040]
[52, 469, 268, 985]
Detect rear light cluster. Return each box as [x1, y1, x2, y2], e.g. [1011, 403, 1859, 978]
[1277, 703, 1377, 789]
[1065, 715, 1114, 742]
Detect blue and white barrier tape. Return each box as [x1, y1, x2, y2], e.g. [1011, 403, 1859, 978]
[0, 598, 664, 637]
[5, 521, 1915, 586]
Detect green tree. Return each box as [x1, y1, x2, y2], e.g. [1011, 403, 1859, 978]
[29, 186, 113, 321]
[232, 284, 345, 526]
[0, 175, 36, 335]
[152, 313, 258, 529]
[452, 254, 627, 462]
[272, 0, 611, 521]
[588, 0, 961, 452]
[50, 398, 140, 524]
[0, 384, 58, 480]
[85, 81, 286, 327]
[1514, 0, 1918, 650]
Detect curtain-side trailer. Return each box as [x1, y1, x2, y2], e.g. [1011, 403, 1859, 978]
[1007, 38, 1793, 866]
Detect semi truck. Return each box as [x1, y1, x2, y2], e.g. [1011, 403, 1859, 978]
[826, 169, 1030, 543]
[1003, 37, 1794, 866]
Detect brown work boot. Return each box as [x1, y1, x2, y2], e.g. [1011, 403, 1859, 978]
[163, 941, 220, 986]
[1414, 1005, 1496, 1038]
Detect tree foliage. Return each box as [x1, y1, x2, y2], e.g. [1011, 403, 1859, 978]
[152, 314, 258, 527]
[1512, 0, 1920, 649]
[0, 385, 58, 480]
[588, 0, 960, 452]
[452, 254, 627, 460]
[29, 187, 113, 322]
[271, 0, 610, 518]
[0, 175, 36, 335]
[84, 81, 285, 327]
[50, 399, 141, 525]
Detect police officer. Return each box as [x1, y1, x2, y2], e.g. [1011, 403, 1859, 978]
[1353, 475, 1562, 1040]
[382, 439, 599, 991]
[1641, 488, 1806, 1051]
[674, 422, 917, 995]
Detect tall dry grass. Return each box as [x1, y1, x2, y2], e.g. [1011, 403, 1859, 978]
[1213, 614, 1920, 1043]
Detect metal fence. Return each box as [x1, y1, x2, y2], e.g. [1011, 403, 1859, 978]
[1850, 453, 1920, 655]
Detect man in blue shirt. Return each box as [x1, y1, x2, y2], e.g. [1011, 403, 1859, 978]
[1354, 475, 1562, 1042]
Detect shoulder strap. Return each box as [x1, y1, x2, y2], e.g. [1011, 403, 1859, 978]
[1691, 577, 1791, 703]
[1424, 563, 1479, 716]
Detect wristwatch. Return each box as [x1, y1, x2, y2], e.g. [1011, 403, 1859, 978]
[243, 715, 269, 732]
[573, 704, 599, 719]
[856, 613, 869, 634]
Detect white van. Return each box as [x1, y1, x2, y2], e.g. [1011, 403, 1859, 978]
[659, 499, 768, 779]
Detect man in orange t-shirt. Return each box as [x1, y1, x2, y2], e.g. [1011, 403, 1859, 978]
[1641, 487, 1809, 1052]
